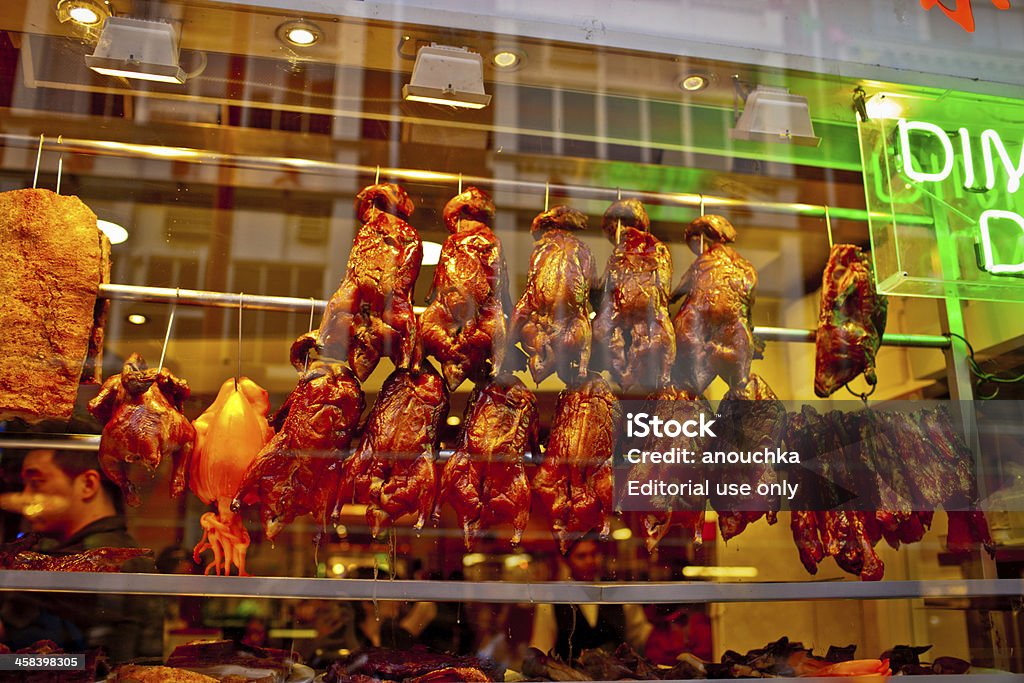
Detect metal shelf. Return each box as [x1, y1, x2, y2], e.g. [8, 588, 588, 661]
[0, 572, 1021, 604]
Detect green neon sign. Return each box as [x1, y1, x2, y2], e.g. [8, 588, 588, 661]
[858, 92, 1024, 301]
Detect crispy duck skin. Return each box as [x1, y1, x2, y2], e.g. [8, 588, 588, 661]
[634, 387, 710, 553]
[509, 206, 595, 385]
[592, 199, 675, 392]
[419, 187, 511, 389]
[232, 361, 364, 540]
[88, 353, 195, 507]
[326, 647, 502, 682]
[713, 374, 783, 541]
[533, 374, 620, 554]
[814, 244, 888, 397]
[336, 365, 449, 537]
[291, 184, 421, 381]
[435, 374, 539, 549]
[670, 215, 758, 394]
[7, 547, 151, 572]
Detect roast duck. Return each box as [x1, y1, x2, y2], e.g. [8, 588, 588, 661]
[671, 215, 759, 394]
[233, 361, 364, 540]
[592, 199, 675, 392]
[533, 374, 619, 554]
[630, 387, 712, 553]
[187, 377, 274, 576]
[419, 187, 511, 390]
[336, 365, 449, 537]
[711, 373, 784, 541]
[814, 243, 888, 397]
[88, 353, 195, 507]
[435, 374, 539, 549]
[291, 183, 421, 381]
[509, 206, 596, 385]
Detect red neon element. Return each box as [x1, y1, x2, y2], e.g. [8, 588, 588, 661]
[920, 0, 1011, 32]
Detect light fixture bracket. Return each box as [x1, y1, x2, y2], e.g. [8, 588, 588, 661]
[86, 16, 185, 84]
[403, 43, 491, 109]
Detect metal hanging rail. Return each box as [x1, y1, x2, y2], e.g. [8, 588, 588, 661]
[99, 283, 952, 349]
[3, 133, 932, 225]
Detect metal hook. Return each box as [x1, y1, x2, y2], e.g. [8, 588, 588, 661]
[824, 205, 834, 249]
[843, 380, 877, 404]
[55, 135, 63, 195]
[699, 193, 705, 216]
[235, 291, 243, 391]
[544, 181, 550, 211]
[616, 187, 621, 200]
[458, 172, 463, 194]
[158, 288, 180, 373]
[616, 219, 622, 244]
[304, 297, 316, 374]
[375, 165, 381, 184]
[32, 134, 44, 190]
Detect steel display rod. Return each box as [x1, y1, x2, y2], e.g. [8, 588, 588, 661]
[4, 133, 933, 225]
[100, 284, 952, 349]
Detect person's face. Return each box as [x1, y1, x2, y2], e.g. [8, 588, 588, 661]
[566, 540, 603, 582]
[20, 451, 78, 538]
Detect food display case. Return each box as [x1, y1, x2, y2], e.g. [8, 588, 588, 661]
[0, 0, 1023, 681]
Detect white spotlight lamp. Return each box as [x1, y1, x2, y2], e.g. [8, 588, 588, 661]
[86, 16, 186, 84]
[403, 44, 491, 110]
[731, 85, 821, 147]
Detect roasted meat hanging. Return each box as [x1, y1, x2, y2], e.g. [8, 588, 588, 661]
[509, 206, 596, 385]
[814, 244, 888, 397]
[187, 378, 274, 576]
[435, 374, 539, 549]
[87, 353, 195, 507]
[592, 199, 675, 392]
[419, 187, 511, 389]
[630, 387, 712, 553]
[670, 215, 759, 394]
[233, 361, 364, 540]
[335, 365, 449, 537]
[533, 374, 620, 554]
[291, 183, 421, 381]
[712, 373, 784, 541]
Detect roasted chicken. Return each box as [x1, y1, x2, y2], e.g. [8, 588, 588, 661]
[435, 374, 539, 549]
[631, 387, 711, 553]
[188, 377, 274, 576]
[592, 199, 675, 392]
[509, 206, 595, 385]
[291, 183, 421, 381]
[419, 187, 511, 389]
[336, 365, 448, 537]
[712, 374, 784, 541]
[671, 215, 758, 394]
[87, 353, 195, 507]
[814, 244, 888, 397]
[233, 361, 364, 540]
[533, 374, 620, 554]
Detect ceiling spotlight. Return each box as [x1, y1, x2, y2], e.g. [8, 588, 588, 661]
[97, 218, 128, 244]
[865, 93, 905, 120]
[56, 0, 111, 27]
[403, 43, 491, 109]
[277, 20, 322, 47]
[421, 240, 443, 266]
[86, 16, 186, 84]
[491, 49, 524, 70]
[679, 74, 709, 92]
[731, 83, 820, 147]
[446, 415, 461, 427]
[127, 313, 147, 325]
